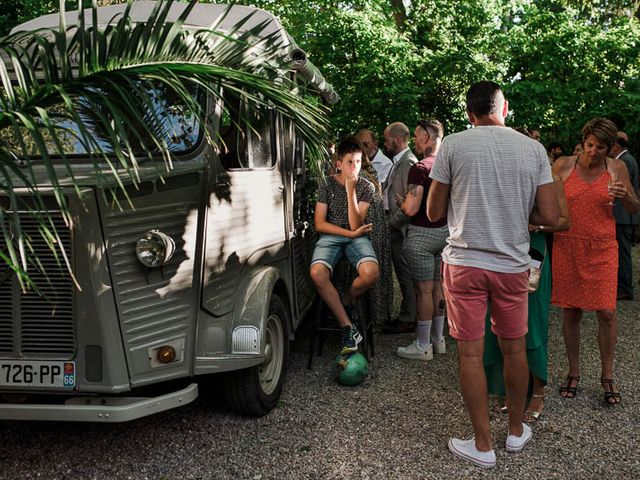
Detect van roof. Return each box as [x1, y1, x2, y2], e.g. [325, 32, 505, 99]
[10, 1, 339, 104]
[12, 1, 291, 45]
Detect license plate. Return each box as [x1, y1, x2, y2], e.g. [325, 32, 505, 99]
[0, 361, 75, 388]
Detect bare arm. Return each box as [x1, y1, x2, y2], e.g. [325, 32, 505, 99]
[426, 180, 450, 222]
[552, 155, 576, 183]
[529, 175, 570, 233]
[610, 158, 640, 214]
[345, 174, 369, 230]
[529, 182, 560, 227]
[350, 201, 371, 230]
[400, 184, 423, 217]
[314, 202, 372, 238]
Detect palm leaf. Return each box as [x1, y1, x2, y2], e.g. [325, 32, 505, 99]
[0, 0, 332, 291]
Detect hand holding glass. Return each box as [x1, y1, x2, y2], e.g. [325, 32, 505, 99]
[606, 172, 619, 205]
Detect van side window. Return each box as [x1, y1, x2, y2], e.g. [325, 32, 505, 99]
[219, 101, 249, 169]
[219, 91, 275, 170]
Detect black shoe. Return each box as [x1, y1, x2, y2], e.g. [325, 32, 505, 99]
[617, 292, 634, 301]
[382, 319, 414, 334]
[340, 325, 362, 354]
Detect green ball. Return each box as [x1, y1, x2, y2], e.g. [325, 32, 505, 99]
[333, 352, 369, 386]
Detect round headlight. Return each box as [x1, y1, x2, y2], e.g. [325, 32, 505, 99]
[136, 230, 175, 268]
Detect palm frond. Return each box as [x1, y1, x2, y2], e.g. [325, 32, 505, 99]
[0, 0, 332, 290]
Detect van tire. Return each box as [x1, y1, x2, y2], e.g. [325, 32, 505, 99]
[224, 294, 290, 416]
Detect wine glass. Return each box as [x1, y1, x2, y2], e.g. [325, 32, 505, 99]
[606, 171, 618, 206]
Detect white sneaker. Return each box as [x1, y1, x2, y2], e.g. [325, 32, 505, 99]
[432, 338, 446, 354]
[448, 438, 496, 469]
[397, 340, 433, 361]
[505, 423, 533, 453]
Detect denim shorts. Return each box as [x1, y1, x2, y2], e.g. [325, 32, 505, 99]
[311, 234, 378, 273]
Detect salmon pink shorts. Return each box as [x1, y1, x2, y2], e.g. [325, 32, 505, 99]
[442, 263, 528, 341]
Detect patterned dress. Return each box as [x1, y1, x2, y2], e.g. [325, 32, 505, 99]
[552, 165, 618, 310]
[361, 168, 393, 328]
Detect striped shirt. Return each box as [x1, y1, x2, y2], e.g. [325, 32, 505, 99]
[430, 126, 553, 273]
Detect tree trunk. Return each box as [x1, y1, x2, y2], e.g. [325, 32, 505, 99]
[390, 0, 407, 32]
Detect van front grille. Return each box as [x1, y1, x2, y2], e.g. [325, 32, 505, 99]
[0, 210, 75, 359]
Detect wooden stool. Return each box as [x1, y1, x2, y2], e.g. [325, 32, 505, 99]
[307, 289, 374, 369]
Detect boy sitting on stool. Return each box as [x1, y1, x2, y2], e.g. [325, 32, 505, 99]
[310, 137, 380, 354]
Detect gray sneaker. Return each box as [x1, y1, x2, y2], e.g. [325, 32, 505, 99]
[397, 340, 433, 361]
[432, 339, 446, 354]
[448, 438, 496, 469]
[505, 423, 533, 453]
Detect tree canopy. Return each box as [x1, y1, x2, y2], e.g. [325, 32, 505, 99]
[2, 0, 640, 150]
[245, 0, 640, 151]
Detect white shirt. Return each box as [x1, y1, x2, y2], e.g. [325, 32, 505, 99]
[371, 149, 393, 184]
[615, 149, 628, 159]
[392, 147, 410, 164]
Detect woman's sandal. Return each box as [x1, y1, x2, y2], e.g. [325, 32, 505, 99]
[601, 378, 622, 405]
[559, 375, 580, 398]
[524, 394, 545, 423]
[492, 403, 508, 414]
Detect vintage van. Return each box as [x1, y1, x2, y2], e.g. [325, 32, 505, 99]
[0, 2, 337, 421]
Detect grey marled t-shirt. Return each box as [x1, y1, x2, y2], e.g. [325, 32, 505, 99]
[430, 126, 553, 273]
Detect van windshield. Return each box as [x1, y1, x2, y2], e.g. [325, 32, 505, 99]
[1, 83, 202, 158]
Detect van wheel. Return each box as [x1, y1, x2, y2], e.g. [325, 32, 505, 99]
[225, 294, 290, 416]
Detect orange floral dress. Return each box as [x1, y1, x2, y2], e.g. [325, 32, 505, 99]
[552, 165, 618, 310]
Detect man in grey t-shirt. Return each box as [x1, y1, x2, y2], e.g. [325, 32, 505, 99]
[427, 81, 559, 469]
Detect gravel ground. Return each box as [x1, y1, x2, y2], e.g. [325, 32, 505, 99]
[1, 247, 640, 479]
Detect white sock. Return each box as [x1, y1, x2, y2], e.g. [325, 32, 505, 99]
[432, 315, 445, 343]
[417, 320, 432, 349]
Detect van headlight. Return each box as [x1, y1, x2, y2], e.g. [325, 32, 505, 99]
[136, 230, 175, 267]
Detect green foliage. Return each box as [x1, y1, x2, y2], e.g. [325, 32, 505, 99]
[244, 0, 422, 136]
[504, 4, 640, 149]
[5, 0, 640, 150]
[0, 1, 83, 37]
[243, 0, 640, 152]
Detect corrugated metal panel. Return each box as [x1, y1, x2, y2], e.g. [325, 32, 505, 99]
[0, 281, 13, 353]
[0, 209, 75, 358]
[103, 202, 194, 347]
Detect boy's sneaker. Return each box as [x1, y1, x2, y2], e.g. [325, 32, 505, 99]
[397, 340, 433, 361]
[432, 338, 446, 354]
[448, 438, 496, 469]
[341, 325, 362, 354]
[505, 423, 533, 453]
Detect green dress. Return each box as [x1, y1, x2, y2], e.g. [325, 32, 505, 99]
[483, 231, 550, 396]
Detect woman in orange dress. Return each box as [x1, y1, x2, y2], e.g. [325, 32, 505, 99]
[552, 118, 639, 405]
